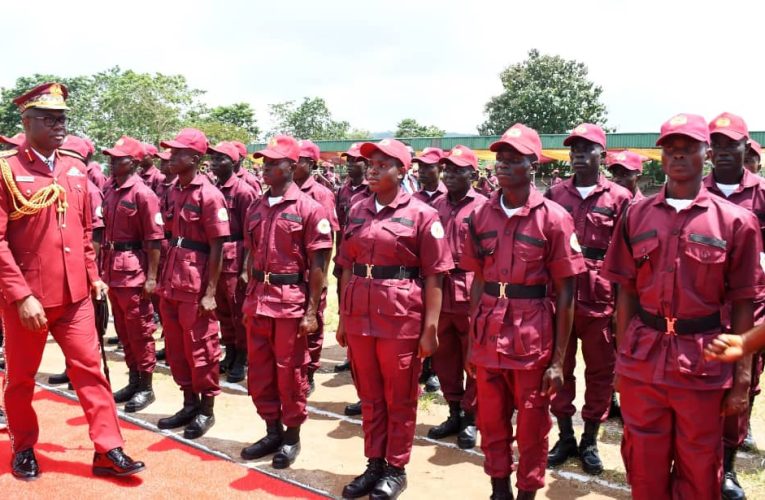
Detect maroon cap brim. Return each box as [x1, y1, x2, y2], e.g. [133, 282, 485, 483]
[160, 139, 190, 150]
[442, 157, 476, 169]
[253, 149, 290, 161]
[656, 132, 709, 146]
[710, 130, 748, 141]
[489, 138, 533, 156]
[102, 147, 131, 158]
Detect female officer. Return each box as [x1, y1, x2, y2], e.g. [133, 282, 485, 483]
[336, 138, 453, 499]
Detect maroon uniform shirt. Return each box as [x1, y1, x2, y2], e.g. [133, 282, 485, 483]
[432, 187, 487, 315]
[336, 179, 371, 230]
[102, 174, 165, 288]
[159, 174, 230, 303]
[413, 181, 447, 204]
[337, 190, 454, 340]
[237, 168, 262, 197]
[139, 164, 165, 193]
[602, 186, 762, 390]
[298, 175, 340, 232]
[0, 146, 99, 307]
[243, 182, 333, 319]
[217, 174, 257, 274]
[87, 161, 107, 192]
[545, 174, 631, 317]
[461, 189, 586, 369]
[89, 179, 104, 231]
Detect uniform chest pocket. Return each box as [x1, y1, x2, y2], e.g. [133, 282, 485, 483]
[630, 231, 660, 291]
[473, 230, 498, 260]
[511, 235, 545, 283]
[180, 204, 202, 223]
[683, 234, 726, 288]
[380, 220, 417, 259]
[246, 216, 265, 248]
[275, 214, 304, 251]
[117, 200, 138, 216]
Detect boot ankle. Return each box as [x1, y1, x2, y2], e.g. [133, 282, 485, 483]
[283, 426, 300, 445]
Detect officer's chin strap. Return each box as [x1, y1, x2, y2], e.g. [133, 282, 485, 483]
[0, 157, 68, 224]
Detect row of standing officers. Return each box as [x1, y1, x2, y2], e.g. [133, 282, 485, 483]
[0, 82, 763, 500]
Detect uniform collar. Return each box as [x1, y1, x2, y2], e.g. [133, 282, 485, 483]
[563, 173, 610, 197]
[177, 173, 205, 189]
[361, 188, 411, 213]
[299, 175, 317, 192]
[489, 187, 544, 217]
[140, 164, 157, 177]
[263, 181, 301, 202]
[18, 142, 62, 176]
[420, 181, 447, 196]
[703, 167, 761, 194]
[345, 178, 368, 190]
[446, 187, 479, 205]
[218, 173, 237, 189]
[112, 173, 139, 191]
[652, 183, 712, 209]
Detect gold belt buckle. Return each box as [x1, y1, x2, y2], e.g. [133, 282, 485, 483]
[665, 317, 676, 336]
[498, 282, 508, 298]
[365, 264, 374, 279]
[263, 272, 271, 285]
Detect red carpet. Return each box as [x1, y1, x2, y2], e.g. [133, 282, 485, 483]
[0, 388, 326, 499]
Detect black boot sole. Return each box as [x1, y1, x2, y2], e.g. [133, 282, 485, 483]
[184, 417, 215, 439]
[157, 412, 198, 430]
[93, 464, 146, 477]
[124, 392, 156, 413]
[272, 443, 300, 469]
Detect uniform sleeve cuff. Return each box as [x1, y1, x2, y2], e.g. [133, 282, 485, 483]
[548, 256, 586, 279]
[599, 268, 634, 287]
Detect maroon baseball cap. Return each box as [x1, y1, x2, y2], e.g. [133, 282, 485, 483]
[443, 145, 478, 170]
[157, 151, 172, 161]
[84, 138, 95, 154]
[341, 142, 363, 158]
[708, 112, 749, 141]
[749, 139, 762, 159]
[656, 114, 710, 146]
[160, 128, 209, 155]
[0, 133, 26, 147]
[606, 150, 644, 173]
[298, 139, 321, 162]
[360, 139, 412, 170]
[563, 123, 607, 149]
[142, 143, 159, 157]
[208, 141, 240, 162]
[413, 147, 445, 165]
[253, 135, 300, 162]
[230, 141, 248, 159]
[489, 124, 543, 161]
[61, 135, 91, 159]
[103, 136, 146, 160]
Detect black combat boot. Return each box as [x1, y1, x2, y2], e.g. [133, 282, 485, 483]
[272, 425, 301, 469]
[226, 349, 247, 383]
[722, 446, 746, 500]
[490, 476, 513, 500]
[157, 390, 199, 429]
[184, 395, 215, 439]
[578, 420, 603, 475]
[342, 458, 386, 498]
[370, 464, 407, 499]
[124, 372, 155, 413]
[457, 411, 477, 449]
[427, 401, 462, 439]
[241, 420, 284, 460]
[547, 416, 578, 467]
[113, 370, 139, 403]
[219, 344, 235, 373]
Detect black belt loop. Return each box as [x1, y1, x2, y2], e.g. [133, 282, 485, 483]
[637, 306, 721, 336]
[251, 270, 302, 285]
[104, 241, 143, 251]
[483, 282, 547, 299]
[352, 263, 420, 280]
[169, 236, 211, 254]
[164, 231, 172, 240]
[225, 233, 244, 242]
[581, 246, 607, 260]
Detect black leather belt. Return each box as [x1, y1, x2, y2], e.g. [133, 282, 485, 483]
[638, 307, 721, 335]
[251, 270, 302, 285]
[484, 282, 546, 299]
[352, 263, 420, 280]
[104, 241, 142, 251]
[169, 236, 210, 254]
[449, 268, 467, 275]
[224, 233, 244, 242]
[581, 246, 607, 260]
[164, 231, 172, 239]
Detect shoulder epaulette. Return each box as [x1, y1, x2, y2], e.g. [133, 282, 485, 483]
[0, 149, 18, 158]
[58, 149, 85, 160]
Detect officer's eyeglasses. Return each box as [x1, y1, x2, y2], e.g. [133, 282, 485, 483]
[30, 115, 67, 128]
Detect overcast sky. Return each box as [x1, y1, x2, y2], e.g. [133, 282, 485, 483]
[4, 0, 764, 135]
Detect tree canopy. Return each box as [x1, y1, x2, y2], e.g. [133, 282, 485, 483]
[479, 49, 609, 135]
[394, 118, 445, 138]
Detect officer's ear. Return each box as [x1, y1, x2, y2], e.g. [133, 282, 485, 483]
[470, 169, 478, 182]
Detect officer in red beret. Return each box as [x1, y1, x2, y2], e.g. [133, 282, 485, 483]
[606, 150, 645, 202]
[336, 138, 453, 499]
[545, 123, 632, 474]
[139, 143, 165, 193]
[703, 112, 765, 499]
[413, 147, 447, 204]
[230, 140, 263, 196]
[603, 113, 761, 500]
[0, 82, 144, 479]
[208, 141, 257, 383]
[427, 145, 486, 450]
[239, 135, 332, 469]
[295, 139, 340, 394]
[156, 128, 230, 439]
[465, 124, 584, 499]
[101, 136, 165, 413]
[745, 139, 762, 174]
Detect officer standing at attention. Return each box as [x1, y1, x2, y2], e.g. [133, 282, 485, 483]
[545, 124, 631, 474]
[0, 82, 144, 479]
[238, 135, 332, 469]
[336, 138, 452, 499]
[603, 113, 760, 500]
[156, 128, 230, 439]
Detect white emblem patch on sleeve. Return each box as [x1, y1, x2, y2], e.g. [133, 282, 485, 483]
[154, 212, 164, 225]
[95, 206, 103, 218]
[570, 233, 582, 252]
[317, 218, 332, 235]
[430, 221, 445, 239]
[217, 207, 229, 222]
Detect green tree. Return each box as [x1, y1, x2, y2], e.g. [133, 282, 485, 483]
[479, 49, 609, 135]
[185, 102, 259, 144]
[395, 118, 445, 138]
[268, 97, 351, 140]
